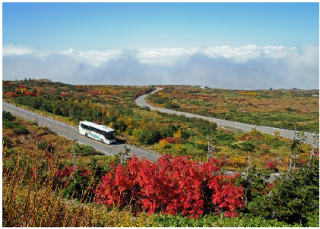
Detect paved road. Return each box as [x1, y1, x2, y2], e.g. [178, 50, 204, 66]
[136, 87, 318, 145]
[2, 101, 160, 162]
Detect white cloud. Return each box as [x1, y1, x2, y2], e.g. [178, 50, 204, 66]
[2, 44, 319, 89]
[2, 44, 302, 66]
[3, 44, 33, 56]
[78, 49, 123, 66]
[59, 48, 75, 55]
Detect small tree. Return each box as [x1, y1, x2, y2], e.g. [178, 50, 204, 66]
[287, 131, 306, 178]
[118, 145, 131, 165]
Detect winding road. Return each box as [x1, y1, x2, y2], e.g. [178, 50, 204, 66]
[135, 87, 318, 145]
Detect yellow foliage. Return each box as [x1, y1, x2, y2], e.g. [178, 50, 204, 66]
[300, 152, 309, 161]
[230, 156, 246, 166]
[125, 116, 132, 126]
[140, 118, 148, 129]
[159, 139, 169, 149]
[174, 128, 182, 138]
[244, 91, 258, 96]
[161, 93, 170, 99]
[108, 122, 113, 128]
[175, 144, 185, 153]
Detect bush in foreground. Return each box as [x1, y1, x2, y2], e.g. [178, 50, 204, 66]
[95, 154, 245, 218]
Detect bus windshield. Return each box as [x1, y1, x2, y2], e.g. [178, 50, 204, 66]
[104, 131, 115, 140]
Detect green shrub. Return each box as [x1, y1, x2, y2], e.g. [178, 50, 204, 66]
[133, 128, 144, 143]
[37, 140, 48, 150]
[165, 102, 180, 109]
[3, 111, 15, 121]
[133, 128, 161, 145]
[215, 132, 236, 146]
[261, 148, 271, 153]
[271, 141, 285, 149]
[12, 125, 29, 135]
[240, 142, 256, 152]
[144, 129, 162, 145]
[196, 143, 207, 152]
[303, 211, 320, 227]
[181, 128, 192, 139]
[230, 143, 240, 149]
[37, 140, 55, 152]
[125, 128, 133, 135]
[150, 213, 301, 227]
[76, 145, 101, 156]
[247, 157, 319, 225]
[3, 121, 21, 129]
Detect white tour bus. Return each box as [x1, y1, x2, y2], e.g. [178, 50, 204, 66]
[79, 121, 116, 144]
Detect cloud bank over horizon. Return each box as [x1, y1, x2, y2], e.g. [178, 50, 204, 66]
[2, 44, 319, 90]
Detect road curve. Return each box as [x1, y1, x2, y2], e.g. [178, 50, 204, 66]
[2, 101, 160, 162]
[136, 87, 318, 145]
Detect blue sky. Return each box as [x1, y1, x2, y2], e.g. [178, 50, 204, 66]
[2, 2, 319, 89]
[3, 2, 319, 51]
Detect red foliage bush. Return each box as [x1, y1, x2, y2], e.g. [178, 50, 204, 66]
[299, 158, 307, 164]
[80, 169, 91, 177]
[90, 91, 99, 96]
[56, 167, 74, 178]
[94, 155, 244, 218]
[24, 91, 36, 97]
[132, 87, 157, 100]
[159, 137, 181, 144]
[5, 92, 18, 98]
[266, 161, 276, 170]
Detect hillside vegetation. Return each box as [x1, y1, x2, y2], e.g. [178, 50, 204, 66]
[2, 111, 319, 226]
[3, 80, 314, 172]
[146, 85, 319, 132]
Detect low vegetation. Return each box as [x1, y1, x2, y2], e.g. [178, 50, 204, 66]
[146, 85, 319, 132]
[2, 112, 319, 226]
[2, 80, 315, 171]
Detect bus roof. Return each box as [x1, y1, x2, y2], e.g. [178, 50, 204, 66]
[79, 121, 114, 132]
